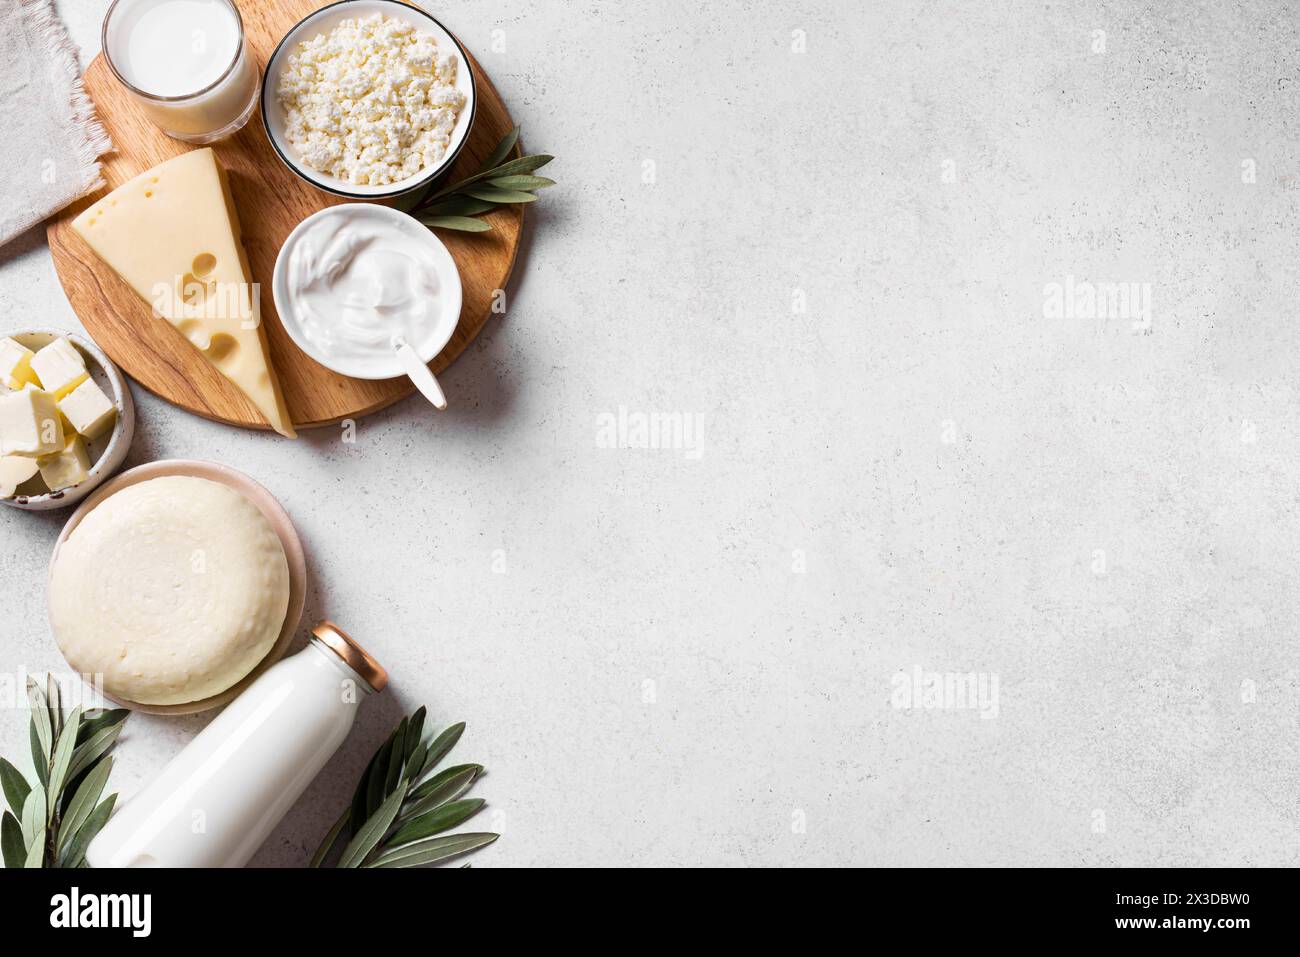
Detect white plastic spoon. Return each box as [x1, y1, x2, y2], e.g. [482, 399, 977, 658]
[393, 335, 447, 410]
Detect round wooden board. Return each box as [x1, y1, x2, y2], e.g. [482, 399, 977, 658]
[48, 0, 522, 431]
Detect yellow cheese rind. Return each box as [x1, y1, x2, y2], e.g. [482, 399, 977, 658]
[71, 149, 296, 437]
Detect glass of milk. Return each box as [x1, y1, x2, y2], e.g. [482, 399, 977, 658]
[101, 0, 260, 143]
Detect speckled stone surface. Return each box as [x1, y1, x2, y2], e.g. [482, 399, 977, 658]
[1, 0, 1297, 867]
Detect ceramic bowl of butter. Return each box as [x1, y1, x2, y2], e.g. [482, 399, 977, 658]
[0, 331, 135, 511]
[48, 460, 307, 715]
[260, 0, 477, 199]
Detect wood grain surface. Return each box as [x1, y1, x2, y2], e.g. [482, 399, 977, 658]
[48, 0, 523, 431]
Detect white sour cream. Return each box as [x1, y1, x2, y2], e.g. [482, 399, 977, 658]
[277, 205, 460, 379]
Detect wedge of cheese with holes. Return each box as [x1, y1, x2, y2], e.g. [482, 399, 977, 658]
[70, 149, 296, 438]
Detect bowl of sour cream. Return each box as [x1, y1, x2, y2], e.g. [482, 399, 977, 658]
[271, 204, 463, 409]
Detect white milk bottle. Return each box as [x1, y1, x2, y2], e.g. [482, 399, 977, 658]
[86, 622, 387, 868]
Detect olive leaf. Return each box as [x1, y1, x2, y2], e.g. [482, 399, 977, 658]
[413, 126, 554, 233]
[77, 708, 130, 745]
[456, 152, 554, 184]
[463, 187, 538, 204]
[27, 680, 51, 777]
[415, 722, 464, 783]
[19, 785, 45, 868]
[383, 717, 408, 795]
[309, 809, 349, 868]
[420, 215, 493, 233]
[423, 151, 552, 202]
[28, 724, 47, 788]
[59, 793, 117, 869]
[488, 175, 555, 191]
[27, 680, 51, 748]
[45, 708, 82, 821]
[481, 125, 519, 172]
[339, 784, 407, 868]
[0, 680, 128, 867]
[419, 197, 497, 218]
[363, 735, 394, 825]
[20, 785, 44, 854]
[0, 758, 30, 818]
[404, 707, 426, 764]
[65, 717, 126, 783]
[402, 709, 428, 784]
[400, 764, 481, 822]
[23, 832, 43, 868]
[56, 756, 113, 857]
[384, 798, 484, 849]
[313, 715, 496, 868]
[0, 812, 23, 868]
[348, 739, 384, 838]
[365, 832, 498, 869]
[46, 676, 62, 742]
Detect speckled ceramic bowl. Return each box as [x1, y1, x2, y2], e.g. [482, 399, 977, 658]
[2, 330, 135, 511]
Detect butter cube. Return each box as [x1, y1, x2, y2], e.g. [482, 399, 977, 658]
[30, 338, 88, 398]
[27, 382, 76, 436]
[58, 378, 117, 440]
[37, 434, 91, 492]
[0, 454, 39, 498]
[0, 337, 40, 391]
[0, 388, 63, 456]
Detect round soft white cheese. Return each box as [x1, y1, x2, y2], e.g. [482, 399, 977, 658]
[49, 476, 290, 705]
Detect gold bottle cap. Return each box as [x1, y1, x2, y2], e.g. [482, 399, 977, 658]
[312, 620, 388, 693]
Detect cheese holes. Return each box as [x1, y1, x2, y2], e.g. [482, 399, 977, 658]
[180, 274, 208, 307]
[206, 333, 238, 364]
[192, 253, 217, 278]
[177, 319, 211, 350]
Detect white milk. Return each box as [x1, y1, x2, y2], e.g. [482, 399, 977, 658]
[103, 0, 259, 141]
[86, 626, 386, 868]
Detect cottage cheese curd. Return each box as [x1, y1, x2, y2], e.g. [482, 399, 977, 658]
[276, 13, 466, 186]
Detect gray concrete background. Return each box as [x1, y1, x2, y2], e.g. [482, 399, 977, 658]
[2, 0, 1297, 866]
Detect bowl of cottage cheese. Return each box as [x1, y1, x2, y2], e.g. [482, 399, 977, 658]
[261, 0, 476, 198]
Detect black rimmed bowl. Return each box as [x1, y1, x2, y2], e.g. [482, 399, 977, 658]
[260, 0, 477, 199]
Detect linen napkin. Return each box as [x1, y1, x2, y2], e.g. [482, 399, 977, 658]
[0, 0, 112, 246]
